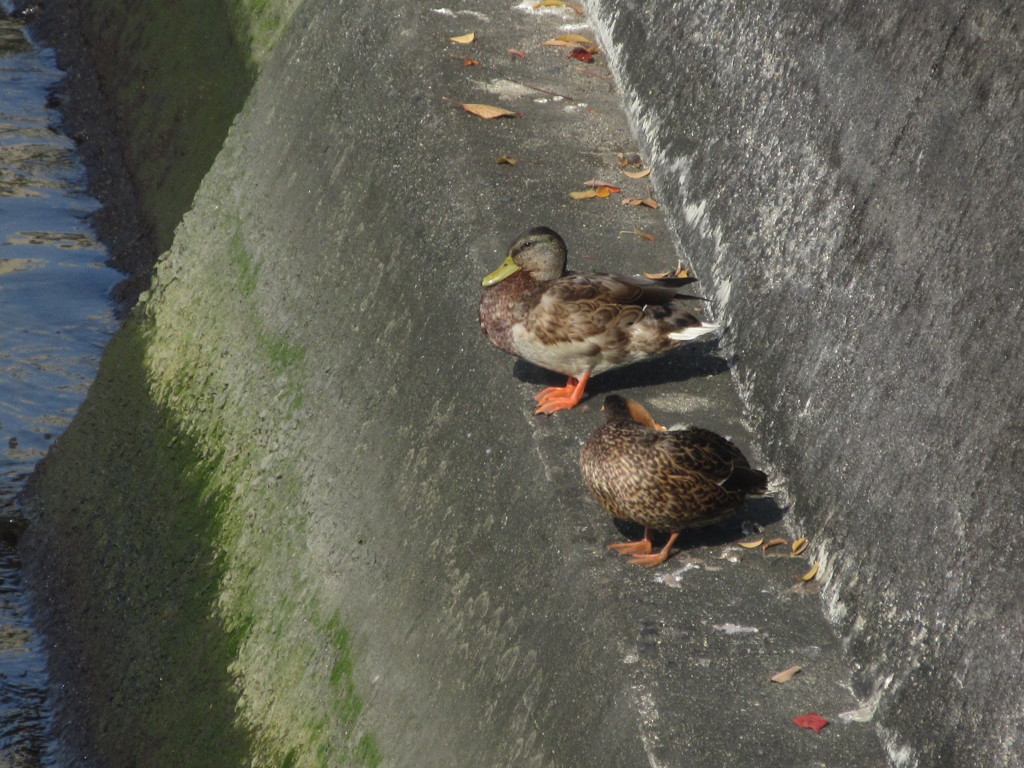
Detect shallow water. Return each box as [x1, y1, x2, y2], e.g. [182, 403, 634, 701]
[0, 5, 121, 765]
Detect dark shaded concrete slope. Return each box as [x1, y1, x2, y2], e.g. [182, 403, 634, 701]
[589, 0, 1024, 764]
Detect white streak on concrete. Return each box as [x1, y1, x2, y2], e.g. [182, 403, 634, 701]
[711, 622, 759, 635]
[632, 687, 667, 768]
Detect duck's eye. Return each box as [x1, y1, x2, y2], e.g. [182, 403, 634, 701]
[521, 240, 534, 249]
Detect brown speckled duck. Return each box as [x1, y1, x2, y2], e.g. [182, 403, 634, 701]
[479, 227, 718, 414]
[580, 395, 768, 567]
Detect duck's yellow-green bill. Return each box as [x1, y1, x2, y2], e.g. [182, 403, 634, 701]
[482, 255, 521, 287]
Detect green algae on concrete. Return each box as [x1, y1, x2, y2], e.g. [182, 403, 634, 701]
[25, 319, 253, 767]
[26, 280, 378, 767]
[24, 154, 377, 764]
[228, 0, 304, 64]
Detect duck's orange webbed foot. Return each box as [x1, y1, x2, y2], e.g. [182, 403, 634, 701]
[608, 540, 654, 556]
[607, 526, 654, 556]
[627, 532, 680, 568]
[534, 372, 591, 415]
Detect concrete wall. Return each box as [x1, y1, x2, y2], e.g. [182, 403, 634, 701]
[22, 0, 1024, 766]
[588, 0, 1024, 764]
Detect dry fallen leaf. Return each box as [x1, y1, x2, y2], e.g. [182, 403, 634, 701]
[533, 0, 583, 12]
[449, 32, 476, 44]
[761, 537, 787, 551]
[507, 48, 526, 58]
[621, 229, 655, 242]
[497, 155, 518, 165]
[623, 167, 652, 179]
[569, 47, 595, 63]
[791, 537, 808, 556]
[569, 189, 598, 200]
[801, 561, 820, 581]
[793, 713, 829, 733]
[594, 185, 619, 198]
[461, 103, 518, 119]
[623, 197, 659, 209]
[738, 538, 764, 549]
[463, 58, 480, 66]
[770, 665, 802, 684]
[541, 33, 594, 47]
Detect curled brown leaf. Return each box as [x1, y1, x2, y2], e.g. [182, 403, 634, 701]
[801, 561, 821, 581]
[644, 265, 691, 279]
[461, 103, 518, 119]
[541, 33, 594, 47]
[533, 0, 583, 12]
[622, 197, 659, 209]
[770, 665, 802, 684]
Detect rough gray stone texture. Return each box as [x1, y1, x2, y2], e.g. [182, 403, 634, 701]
[23, 0, 895, 763]
[169, 0, 888, 763]
[588, 0, 1024, 764]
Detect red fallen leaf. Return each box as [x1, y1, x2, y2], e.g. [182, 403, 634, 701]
[569, 47, 594, 63]
[507, 48, 526, 58]
[463, 58, 480, 66]
[793, 713, 829, 733]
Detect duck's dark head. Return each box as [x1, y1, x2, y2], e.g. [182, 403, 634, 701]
[482, 226, 567, 287]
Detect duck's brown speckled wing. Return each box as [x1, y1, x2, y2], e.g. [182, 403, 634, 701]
[665, 428, 768, 496]
[581, 422, 767, 533]
[518, 273, 705, 374]
[663, 427, 747, 477]
[552, 271, 696, 308]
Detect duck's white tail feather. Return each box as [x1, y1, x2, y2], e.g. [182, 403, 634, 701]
[668, 322, 720, 341]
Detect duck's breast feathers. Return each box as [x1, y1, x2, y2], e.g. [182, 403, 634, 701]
[479, 269, 544, 354]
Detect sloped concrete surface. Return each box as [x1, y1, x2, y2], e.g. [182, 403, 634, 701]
[23, 0, 1021, 765]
